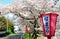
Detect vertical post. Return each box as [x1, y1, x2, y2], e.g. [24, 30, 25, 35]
[7, 19, 8, 32]
[47, 36, 51, 39]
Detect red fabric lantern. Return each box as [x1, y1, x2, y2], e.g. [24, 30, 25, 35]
[25, 26, 30, 33]
[50, 14, 58, 36]
[39, 13, 58, 39]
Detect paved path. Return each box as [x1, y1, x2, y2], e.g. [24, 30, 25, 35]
[0, 32, 24, 39]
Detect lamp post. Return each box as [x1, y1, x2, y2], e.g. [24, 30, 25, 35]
[39, 13, 58, 39]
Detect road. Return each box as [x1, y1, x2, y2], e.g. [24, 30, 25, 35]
[0, 32, 24, 39]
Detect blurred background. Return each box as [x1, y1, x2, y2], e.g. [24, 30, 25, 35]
[0, 0, 60, 39]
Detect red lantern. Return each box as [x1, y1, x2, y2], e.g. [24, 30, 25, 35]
[25, 26, 30, 33]
[39, 13, 58, 39]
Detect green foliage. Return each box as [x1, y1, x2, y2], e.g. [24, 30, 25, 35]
[0, 16, 14, 34]
[7, 28, 13, 34]
[0, 16, 7, 31]
[24, 33, 33, 39]
[6, 19, 14, 29]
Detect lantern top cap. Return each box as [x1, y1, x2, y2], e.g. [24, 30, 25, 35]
[40, 13, 58, 17]
[48, 13, 58, 15]
[40, 13, 58, 15]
